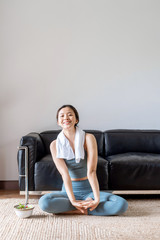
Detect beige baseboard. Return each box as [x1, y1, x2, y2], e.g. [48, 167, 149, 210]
[19, 190, 160, 196]
[20, 191, 62, 195]
[113, 190, 160, 194]
[20, 191, 42, 195]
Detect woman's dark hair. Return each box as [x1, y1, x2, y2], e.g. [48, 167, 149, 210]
[56, 104, 79, 126]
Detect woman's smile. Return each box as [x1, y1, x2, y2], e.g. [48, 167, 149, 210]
[63, 121, 71, 125]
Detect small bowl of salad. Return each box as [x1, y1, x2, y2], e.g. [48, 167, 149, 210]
[14, 203, 34, 218]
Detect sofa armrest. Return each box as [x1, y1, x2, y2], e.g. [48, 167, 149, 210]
[17, 132, 45, 191]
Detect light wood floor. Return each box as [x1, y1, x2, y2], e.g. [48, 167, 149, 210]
[0, 190, 40, 199]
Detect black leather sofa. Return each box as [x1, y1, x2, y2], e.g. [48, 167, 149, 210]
[17, 129, 160, 192]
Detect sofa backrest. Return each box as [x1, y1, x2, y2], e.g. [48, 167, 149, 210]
[84, 130, 104, 157]
[40, 130, 60, 154]
[104, 130, 160, 157]
[40, 130, 104, 157]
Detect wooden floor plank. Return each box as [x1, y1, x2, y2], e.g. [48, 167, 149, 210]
[0, 190, 40, 199]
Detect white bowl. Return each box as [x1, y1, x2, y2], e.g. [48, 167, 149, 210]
[14, 204, 34, 218]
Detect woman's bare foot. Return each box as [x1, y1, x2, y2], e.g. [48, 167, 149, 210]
[55, 209, 88, 215]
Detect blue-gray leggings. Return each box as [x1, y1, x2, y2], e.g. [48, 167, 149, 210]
[39, 179, 128, 216]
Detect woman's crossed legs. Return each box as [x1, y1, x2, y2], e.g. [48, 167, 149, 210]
[39, 191, 128, 216]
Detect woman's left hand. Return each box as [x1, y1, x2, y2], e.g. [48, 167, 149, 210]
[81, 198, 99, 211]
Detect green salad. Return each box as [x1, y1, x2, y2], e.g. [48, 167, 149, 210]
[16, 204, 32, 209]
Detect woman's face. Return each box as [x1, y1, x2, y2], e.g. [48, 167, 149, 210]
[57, 107, 78, 130]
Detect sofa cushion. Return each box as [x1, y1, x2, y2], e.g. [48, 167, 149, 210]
[108, 152, 160, 190]
[34, 154, 108, 191]
[104, 130, 160, 157]
[34, 154, 63, 191]
[96, 156, 108, 190]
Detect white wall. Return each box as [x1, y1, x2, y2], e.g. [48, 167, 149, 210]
[1, 0, 160, 180]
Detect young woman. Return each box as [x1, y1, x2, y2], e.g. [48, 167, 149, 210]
[39, 104, 128, 215]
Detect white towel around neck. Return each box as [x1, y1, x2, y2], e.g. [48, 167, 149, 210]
[56, 126, 85, 163]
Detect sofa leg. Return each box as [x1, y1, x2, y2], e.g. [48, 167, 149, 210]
[18, 146, 29, 204]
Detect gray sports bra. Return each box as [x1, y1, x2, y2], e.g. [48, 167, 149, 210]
[63, 152, 87, 179]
